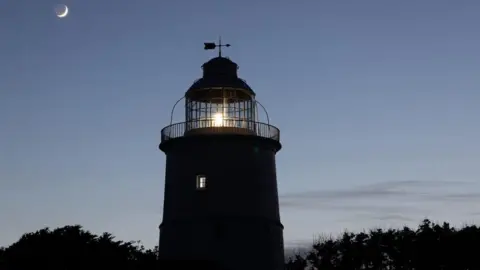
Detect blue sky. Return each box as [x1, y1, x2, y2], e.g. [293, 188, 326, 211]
[1, 0, 480, 249]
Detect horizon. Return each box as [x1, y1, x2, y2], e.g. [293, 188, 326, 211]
[1, 0, 480, 249]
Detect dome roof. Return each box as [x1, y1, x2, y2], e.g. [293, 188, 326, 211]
[201, 56, 238, 78]
[202, 56, 238, 68]
[186, 56, 255, 96]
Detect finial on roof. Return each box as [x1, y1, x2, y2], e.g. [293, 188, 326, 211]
[203, 37, 231, 57]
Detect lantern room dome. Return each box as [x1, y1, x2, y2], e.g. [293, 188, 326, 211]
[186, 56, 255, 98]
[202, 56, 238, 76]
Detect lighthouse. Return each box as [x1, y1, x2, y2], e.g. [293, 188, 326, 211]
[158, 41, 284, 270]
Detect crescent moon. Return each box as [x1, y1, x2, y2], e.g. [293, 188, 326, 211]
[56, 5, 69, 18]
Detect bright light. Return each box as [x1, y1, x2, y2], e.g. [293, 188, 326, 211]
[213, 113, 224, 127]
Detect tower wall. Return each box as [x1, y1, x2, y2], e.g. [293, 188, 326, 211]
[159, 135, 284, 270]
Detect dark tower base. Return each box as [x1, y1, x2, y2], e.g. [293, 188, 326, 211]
[159, 134, 284, 270]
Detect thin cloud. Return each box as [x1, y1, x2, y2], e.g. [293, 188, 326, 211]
[280, 179, 477, 206]
[376, 214, 416, 222]
[281, 180, 479, 249]
[279, 179, 480, 218]
[348, 213, 417, 223]
[429, 192, 480, 201]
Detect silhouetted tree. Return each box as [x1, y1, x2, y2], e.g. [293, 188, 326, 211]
[287, 219, 480, 270]
[0, 225, 157, 269]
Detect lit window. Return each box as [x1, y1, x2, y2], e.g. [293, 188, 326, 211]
[196, 175, 207, 189]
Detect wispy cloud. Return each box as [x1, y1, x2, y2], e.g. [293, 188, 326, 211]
[279, 179, 480, 222]
[280, 179, 477, 205]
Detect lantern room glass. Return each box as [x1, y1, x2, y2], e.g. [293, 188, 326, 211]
[185, 88, 256, 131]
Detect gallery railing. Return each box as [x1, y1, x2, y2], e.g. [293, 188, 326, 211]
[161, 119, 280, 143]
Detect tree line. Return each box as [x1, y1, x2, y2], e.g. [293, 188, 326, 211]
[286, 219, 480, 270]
[0, 219, 479, 269]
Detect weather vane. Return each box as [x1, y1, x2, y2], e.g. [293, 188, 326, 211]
[204, 37, 231, 57]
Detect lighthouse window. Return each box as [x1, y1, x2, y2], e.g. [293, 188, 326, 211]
[196, 175, 207, 189]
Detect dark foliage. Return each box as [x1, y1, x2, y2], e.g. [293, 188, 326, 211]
[1, 219, 479, 270]
[286, 219, 480, 270]
[0, 225, 157, 269]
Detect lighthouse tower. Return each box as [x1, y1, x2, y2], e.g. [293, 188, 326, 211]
[158, 41, 284, 270]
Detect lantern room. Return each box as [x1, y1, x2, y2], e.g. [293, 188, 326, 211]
[160, 50, 280, 144]
[184, 56, 257, 135]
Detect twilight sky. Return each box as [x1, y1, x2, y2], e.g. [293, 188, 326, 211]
[1, 0, 480, 249]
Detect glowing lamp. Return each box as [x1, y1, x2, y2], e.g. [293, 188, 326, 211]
[213, 113, 224, 127]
